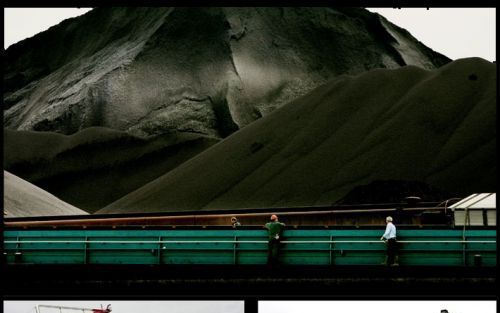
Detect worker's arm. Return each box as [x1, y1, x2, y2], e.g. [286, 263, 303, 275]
[380, 224, 390, 240]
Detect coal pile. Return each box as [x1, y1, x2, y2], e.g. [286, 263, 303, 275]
[5, 7, 449, 139]
[4, 170, 88, 217]
[98, 58, 495, 214]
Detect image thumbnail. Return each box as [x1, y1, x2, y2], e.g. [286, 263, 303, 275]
[259, 301, 496, 313]
[4, 301, 244, 313]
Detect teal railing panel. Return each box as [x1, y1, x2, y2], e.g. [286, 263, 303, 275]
[3, 228, 496, 266]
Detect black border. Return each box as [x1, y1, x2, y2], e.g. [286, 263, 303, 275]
[1, 1, 498, 309]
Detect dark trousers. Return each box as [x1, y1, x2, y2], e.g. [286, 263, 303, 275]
[387, 238, 398, 265]
[267, 239, 281, 266]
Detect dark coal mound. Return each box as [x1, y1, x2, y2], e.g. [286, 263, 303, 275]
[335, 180, 452, 204]
[4, 127, 218, 212]
[98, 58, 495, 214]
[5, 7, 449, 139]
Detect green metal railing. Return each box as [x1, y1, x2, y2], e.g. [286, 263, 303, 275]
[3, 228, 496, 266]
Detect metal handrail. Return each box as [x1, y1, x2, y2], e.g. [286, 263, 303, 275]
[4, 240, 496, 244]
[36, 305, 95, 312]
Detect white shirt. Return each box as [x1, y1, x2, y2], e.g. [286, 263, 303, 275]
[382, 222, 396, 239]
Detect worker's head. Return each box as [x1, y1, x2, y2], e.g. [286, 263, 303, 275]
[270, 214, 278, 221]
[386, 216, 393, 223]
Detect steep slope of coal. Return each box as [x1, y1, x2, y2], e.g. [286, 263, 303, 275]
[99, 58, 496, 214]
[4, 170, 88, 217]
[4, 128, 218, 212]
[5, 7, 449, 139]
[335, 180, 452, 204]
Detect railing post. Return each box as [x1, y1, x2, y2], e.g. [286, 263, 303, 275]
[233, 235, 238, 265]
[14, 236, 22, 264]
[83, 236, 88, 264]
[329, 235, 334, 266]
[463, 236, 467, 266]
[158, 236, 162, 264]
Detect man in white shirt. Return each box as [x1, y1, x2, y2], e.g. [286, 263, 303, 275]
[380, 216, 398, 266]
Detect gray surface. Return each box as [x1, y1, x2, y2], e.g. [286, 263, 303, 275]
[4, 170, 87, 217]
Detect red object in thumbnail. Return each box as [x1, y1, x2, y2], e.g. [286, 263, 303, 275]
[92, 305, 112, 313]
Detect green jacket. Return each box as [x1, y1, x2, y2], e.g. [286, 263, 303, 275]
[265, 221, 285, 241]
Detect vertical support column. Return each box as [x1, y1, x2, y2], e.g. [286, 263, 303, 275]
[329, 235, 334, 266]
[158, 236, 162, 264]
[462, 236, 467, 266]
[233, 235, 238, 265]
[14, 236, 22, 264]
[15, 236, 20, 253]
[83, 236, 89, 264]
[462, 208, 470, 266]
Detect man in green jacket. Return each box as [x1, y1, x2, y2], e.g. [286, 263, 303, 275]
[264, 214, 285, 266]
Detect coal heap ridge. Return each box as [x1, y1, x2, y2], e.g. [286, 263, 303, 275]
[5, 7, 449, 139]
[98, 57, 496, 214]
[4, 127, 219, 213]
[4, 170, 88, 217]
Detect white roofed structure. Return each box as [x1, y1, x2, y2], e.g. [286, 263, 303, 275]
[449, 193, 496, 226]
[449, 193, 496, 209]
